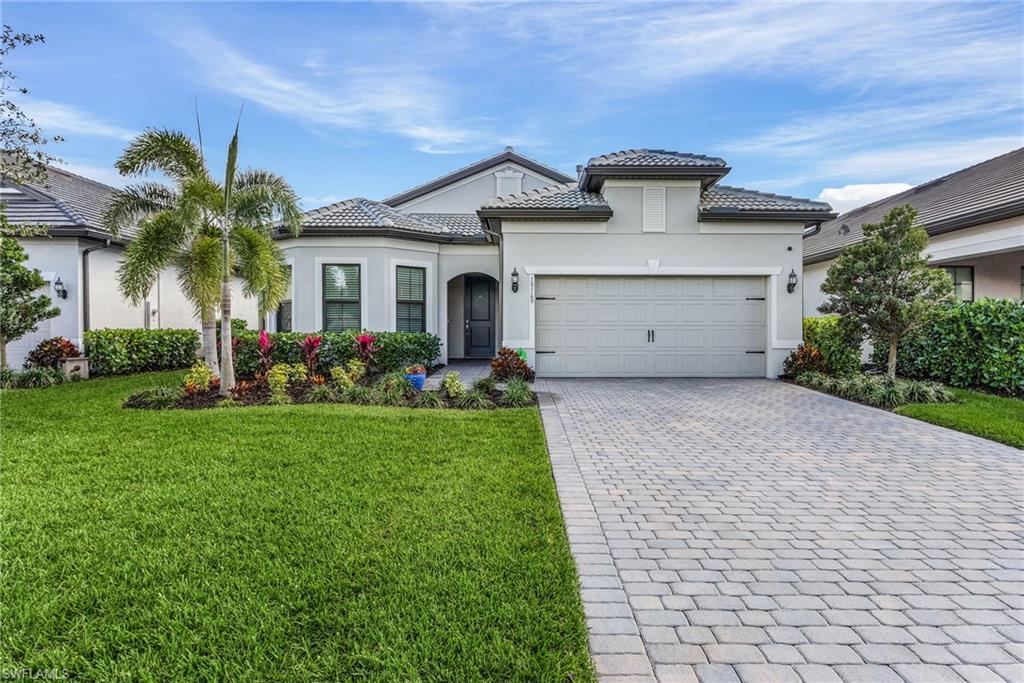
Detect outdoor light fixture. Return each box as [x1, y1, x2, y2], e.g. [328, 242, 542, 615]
[53, 276, 68, 300]
[511, 268, 519, 293]
[787, 269, 798, 294]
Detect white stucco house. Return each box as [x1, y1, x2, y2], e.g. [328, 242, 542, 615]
[804, 147, 1024, 317]
[2, 165, 259, 367]
[274, 148, 835, 378]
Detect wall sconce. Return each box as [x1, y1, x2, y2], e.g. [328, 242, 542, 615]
[786, 269, 798, 294]
[53, 276, 68, 299]
[511, 268, 519, 293]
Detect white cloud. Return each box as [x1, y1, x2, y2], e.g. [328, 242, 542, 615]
[815, 183, 913, 214]
[20, 99, 136, 141]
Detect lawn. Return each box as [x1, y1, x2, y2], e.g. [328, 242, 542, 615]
[1, 373, 594, 681]
[897, 387, 1024, 449]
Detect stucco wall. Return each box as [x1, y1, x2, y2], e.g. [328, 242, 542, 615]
[499, 180, 806, 377]
[391, 163, 562, 213]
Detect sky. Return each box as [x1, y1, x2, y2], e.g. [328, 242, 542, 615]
[6, 1, 1024, 214]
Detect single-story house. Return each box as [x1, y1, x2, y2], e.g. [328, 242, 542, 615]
[274, 147, 835, 378]
[803, 147, 1024, 317]
[1, 165, 259, 367]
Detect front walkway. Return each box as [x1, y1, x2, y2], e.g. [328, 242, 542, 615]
[537, 378, 1023, 683]
[423, 358, 491, 390]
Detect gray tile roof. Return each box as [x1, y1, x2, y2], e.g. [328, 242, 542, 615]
[406, 213, 484, 237]
[298, 198, 486, 240]
[479, 182, 608, 210]
[701, 186, 833, 213]
[1, 165, 126, 237]
[586, 149, 727, 168]
[804, 147, 1024, 264]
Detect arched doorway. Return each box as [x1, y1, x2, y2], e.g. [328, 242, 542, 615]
[446, 272, 498, 359]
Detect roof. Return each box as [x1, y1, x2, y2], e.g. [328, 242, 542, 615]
[291, 197, 486, 242]
[382, 147, 574, 207]
[586, 149, 727, 168]
[701, 186, 833, 214]
[480, 182, 609, 210]
[1, 165, 128, 240]
[579, 148, 732, 191]
[804, 147, 1024, 264]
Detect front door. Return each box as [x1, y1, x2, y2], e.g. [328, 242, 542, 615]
[464, 276, 495, 358]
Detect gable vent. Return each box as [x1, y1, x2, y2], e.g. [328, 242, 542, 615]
[643, 186, 666, 232]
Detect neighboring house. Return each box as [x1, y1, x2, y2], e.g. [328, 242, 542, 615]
[275, 147, 834, 377]
[1, 165, 259, 367]
[804, 148, 1024, 318]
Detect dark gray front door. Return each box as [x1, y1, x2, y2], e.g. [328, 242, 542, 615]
[464, 276, 495, 358]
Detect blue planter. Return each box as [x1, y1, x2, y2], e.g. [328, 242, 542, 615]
[406, 373, 426, 391]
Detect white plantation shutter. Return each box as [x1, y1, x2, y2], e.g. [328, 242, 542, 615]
[643, 186, 666, 232]
[323, 264, 361, 331]
[395, 266, 426, 332]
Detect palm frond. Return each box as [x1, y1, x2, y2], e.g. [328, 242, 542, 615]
[115, 129, 206, 183]
[175, 235, 223, 319]
[231, 168, 302, 236]
[116, 212, 188, 304]
[102, 182, 178, 236]
[230, 226, 288, 314]
[223, 117, 241, 219]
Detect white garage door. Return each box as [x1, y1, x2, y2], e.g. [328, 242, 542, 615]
[535, 276, 766, 377]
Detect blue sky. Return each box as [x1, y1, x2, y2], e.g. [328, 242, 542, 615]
[8, 1, 1024, 213]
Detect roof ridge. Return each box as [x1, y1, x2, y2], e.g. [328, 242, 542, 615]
[47, 197, 89, 226]
[587, 149, 728, 166]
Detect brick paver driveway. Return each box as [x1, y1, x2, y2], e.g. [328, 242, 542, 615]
[537, 378, 1023, 683]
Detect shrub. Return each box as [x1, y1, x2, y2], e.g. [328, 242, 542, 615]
[15, 367, 64, 389]
[183, 362, 216, 394]
[0, 367, 14, 389]
[471, 376, 497, 394]
[412, 391, 446, 409]
[782, 344, 827, 378]
[490, 347, 535, 382]
[302, 384, 338, 404]
[376, 372, 414, 406]
[456, 389, 494, 410]
[256, 330, 274, 376]
[500, 378, 535, 407]
[84, 328, 200, 376]
[354, 333, 378, 369]
[803, 316, 861, 376]
[126, 385, 182, 410]
[230, 379, 266, 402]
[869, 380, 907, 409]
[441, 371, 465, 399]
[266, 364, 291, 404]
[344, 385, 382, 406]
[25, 337, 80, 369]
[298, 334, 322, 377]
[797, 370, 958, 409]
[872, 299, 1024, 396]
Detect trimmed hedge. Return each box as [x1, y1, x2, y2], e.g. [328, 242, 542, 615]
[233, 330, 440, 378]
[871, 298, 1024, 396]
[84, 328, 201, 376]
[803, 315, 861, 376]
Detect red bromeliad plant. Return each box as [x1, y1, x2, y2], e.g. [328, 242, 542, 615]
[297, 334, 322, 377]
[354, 334, 378, 368]
[257, 329, 274, 376]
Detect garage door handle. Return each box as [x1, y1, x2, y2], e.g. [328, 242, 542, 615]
[536, 350, 556, 354]
[745, 350, 765, 354]
[536, 296, 556, 300]
[746, 297, 765, 301]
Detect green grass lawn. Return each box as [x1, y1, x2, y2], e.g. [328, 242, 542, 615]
[897, 388, 1024, 449]
[1, 373, 593, 682]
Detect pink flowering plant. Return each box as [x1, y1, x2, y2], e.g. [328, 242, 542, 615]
[353, 333, 378, 368]
[257, 330, 274, 376]
[297, 334, 322, 377]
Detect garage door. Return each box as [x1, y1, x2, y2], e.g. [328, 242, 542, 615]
[535, 276, 766, 377]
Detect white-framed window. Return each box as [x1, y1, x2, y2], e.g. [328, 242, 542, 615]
[322, 263, 361, 331]
[276, 264, 293, 332]
[943, 266, 974, 302]
[395, 265, 426, 332]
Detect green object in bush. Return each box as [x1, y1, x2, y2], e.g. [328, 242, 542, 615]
[873, 299, 1024, 396]
[84, 328, 200, 376]
[803, 316, 861, 376]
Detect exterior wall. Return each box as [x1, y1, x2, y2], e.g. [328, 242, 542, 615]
[446, 277, 465, 358]
[499, 180, 806, 378]
[391, 163, 563, 213]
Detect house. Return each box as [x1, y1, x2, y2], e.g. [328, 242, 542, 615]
[275, 147, 835, 377]
[803, 148, 1024, 317]
[1, 165, 259, 367]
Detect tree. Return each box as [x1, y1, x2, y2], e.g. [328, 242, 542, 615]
[0, 211, 59, 368]
[1, 25, 62, 185]
[819, 205, 953, 379]
[103, 125, 301, 393]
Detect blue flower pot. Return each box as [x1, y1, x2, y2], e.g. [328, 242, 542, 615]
[406, 373, 426, 391]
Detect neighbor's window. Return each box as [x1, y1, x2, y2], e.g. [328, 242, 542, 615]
[944, 266, 974, 302]
[323, 264, 361, 331]
[396, 265, 426, 332]
[276, 264, 292, 332]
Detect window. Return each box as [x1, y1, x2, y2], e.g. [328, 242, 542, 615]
[323, 264, 361, 331]
[943, 266, 974, 302]
[276, 264, 292, 332]
[395, 266, 426, 332]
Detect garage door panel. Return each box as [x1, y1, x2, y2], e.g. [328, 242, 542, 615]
[535, 276, 766, 377]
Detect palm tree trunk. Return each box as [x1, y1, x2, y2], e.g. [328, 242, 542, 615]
[200, 315, 219, 377]
[219, 227, 235, 395]
[887, 339, 898, 380]
[1, 339, 7, 370]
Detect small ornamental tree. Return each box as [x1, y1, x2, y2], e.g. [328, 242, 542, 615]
[819, 205, 953, 379]
[0, 221, 60, 368]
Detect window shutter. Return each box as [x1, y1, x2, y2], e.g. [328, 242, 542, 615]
[395, 266, 426, 333]
[643, 187, 666, 232]
[323, 264, 361, 331]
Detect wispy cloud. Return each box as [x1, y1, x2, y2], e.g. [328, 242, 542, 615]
[815, 183, 913, 214]
[19, 98, 136, 141]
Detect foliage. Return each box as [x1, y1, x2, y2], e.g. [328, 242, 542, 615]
[490, 347, 536, 382]
[412, 390, 446, 409]
[298, 334, 322, 378]
[898, 388, 1024, 449]
[782, 344, 827, 378]
[803, 315, 861, 376]
[500, 379, 535, 408]
[872, 299, 1024, 396]
[0, 233, 60, 368]
[329, 360, 366, 389]
[404, 364, 426, 375]
[820, 205, 953, 378]
[256, 329, 273, 375]
[12, 366, 64, 389]
[84, 328, 200, 376]
[456, 389, 494, 410]
[125, 385, 183, 410]
[344, 385, 383, 406]
[376, 372, 414, 406]
[302, 384, 338, 404]
[24, 336, 80, 369]
[229, 379, 265, 402]
[183, 362, 216, 395]
[797, 371, 954, 409]
[441, 371, 466, 399]
[472, 376, 498, 394]
[0, 26, 62, 185]
[266, 364, 291, 404]
[354, 333, 378, 369]
[0, 366, 14, 389]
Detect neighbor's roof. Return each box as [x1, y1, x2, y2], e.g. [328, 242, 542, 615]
[292, 198, 486, 241]
[586, 149, 728, 168]
[382, 146, 574, 207]
[1, 165, 129, 240]
[804, 147, 1024, 264]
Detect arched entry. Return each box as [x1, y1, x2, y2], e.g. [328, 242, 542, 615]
[446, 272, 498, 358]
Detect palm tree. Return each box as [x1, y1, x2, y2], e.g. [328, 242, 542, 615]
[104, 124, 300, 393]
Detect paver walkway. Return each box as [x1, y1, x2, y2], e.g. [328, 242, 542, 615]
[537, 378, 1023, 683]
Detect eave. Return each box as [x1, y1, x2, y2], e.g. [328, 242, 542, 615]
[579, 165, 731, 192]
[275, 226, 492, 245]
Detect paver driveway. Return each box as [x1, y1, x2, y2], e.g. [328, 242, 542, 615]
[536, 378, 1023, 683]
